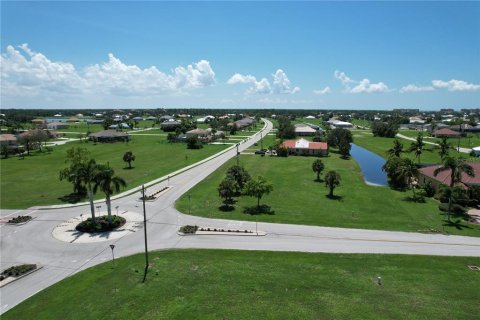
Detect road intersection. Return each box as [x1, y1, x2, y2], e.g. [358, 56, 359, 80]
[1, 119, 480, 314]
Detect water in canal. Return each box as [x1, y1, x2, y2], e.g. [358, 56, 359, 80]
[349, 144, 388, 186]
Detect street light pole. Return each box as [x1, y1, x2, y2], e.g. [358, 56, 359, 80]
[260, 132, 263, 150]
[236, 143, 240, 166]
[141, 184, 149, 283]
[109, 244, 115, 267]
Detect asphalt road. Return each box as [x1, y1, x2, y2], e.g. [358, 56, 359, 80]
[1, 119, 480, 314]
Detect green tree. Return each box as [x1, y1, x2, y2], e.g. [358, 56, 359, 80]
[434, 157, 475, 221]
[312, 159, 325, 181]
[398, 159, 419, 201]
[382, 157, 411, 190]
[437, 137, 451, 160]
[324, 170, 341, 197]
[1, 144, 9, 159]
[93, 167, 127, 225]
[59, 147, 90, 195]
[386, 139, 403, 158]
[409, 133, 427, 163]
[227, 165, 251, 194]
[276, 116, 295, 139]
[123, 151, 136, 168]
[338, 139, 351, 158]
[327, 128, 353, 148]
[186, 135, 203, 149]
[77, 159, 101, 222]
[371, 121, 399, 138]
[243, 176, 273, 208]
[217, 176, 238, 204]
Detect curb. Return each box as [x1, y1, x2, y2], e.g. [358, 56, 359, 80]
[0, 265, 44, 288]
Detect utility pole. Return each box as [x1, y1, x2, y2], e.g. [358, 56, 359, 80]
[260, 131, 263, 150]
[141, 185, 149, 283]
[236, 143, 240, 166]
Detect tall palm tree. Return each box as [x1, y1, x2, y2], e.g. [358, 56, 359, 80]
[94, 166, 127, 225]
[387, 139, 403, 158]
[77, 159, 100, 223]
[398, 159, 419, 201]
[437, 137, 451, 160]
[409, 133, 426, 163]
[312, 159, 325, 181]
[434, 157, 475, 221]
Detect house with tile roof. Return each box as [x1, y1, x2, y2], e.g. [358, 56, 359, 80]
[432, 128, 461, 138]
[418, 162, 480, 190]
[280, 138, 328, 156]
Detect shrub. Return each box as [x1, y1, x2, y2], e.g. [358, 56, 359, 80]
[1, 264, 37, 278]
[8, 215, 32, 224]
[76, 215, 126, 233]
[179, 225, 198, 234]
[438, 203, 466, 214]
[276, 146, 289, 157]
[422, 181, 435, 198]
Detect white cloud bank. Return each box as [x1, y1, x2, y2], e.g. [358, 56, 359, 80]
[1, 44, 216, 97]
[399, 84, 435, 93]
[227, 69, 299, 95]
[334, 70, 390, 93]
[432, 79, 480, 92]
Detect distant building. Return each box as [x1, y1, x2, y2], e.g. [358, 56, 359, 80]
[432, 128, 461, 138]
[294, 124, 317, 136]
[47, 122, 69, 130]
[280, 138, 328, 156]
[88, 130, 130, 143]
[327, 119, 353, 129]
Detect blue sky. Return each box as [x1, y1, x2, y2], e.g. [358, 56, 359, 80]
[1, 1, 479, 110]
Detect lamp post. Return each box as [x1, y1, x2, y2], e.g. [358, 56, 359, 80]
[109, 244, 115, 267]
[236, 143, 240, 166]
[96, 205, 101, 216]
[140, 185, 149, 283]
[260, 131, 263, 150]
[115, 206, 119, 216]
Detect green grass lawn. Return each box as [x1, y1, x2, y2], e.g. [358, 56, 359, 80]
[0, 136, 229, 209]
[176, 152, 480, 237]
[352, 130, 480, 164]
[3, 249, 479, 320]
[399, 130, 480, 149]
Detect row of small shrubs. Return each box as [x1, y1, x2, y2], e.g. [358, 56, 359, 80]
[198, 227, 253, 234]
[76, 215, 126, 233]
[8, 215, 32, 224]
[179, 225, 198, 234]
[1, 264, 37, 280]
[141, 186, 169, 200]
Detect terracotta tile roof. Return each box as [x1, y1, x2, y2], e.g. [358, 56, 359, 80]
[281, 139, 328, 150]
[419, 162, 480, 187]
[433, 128, 460, 137]
[0, 134, 17, 142]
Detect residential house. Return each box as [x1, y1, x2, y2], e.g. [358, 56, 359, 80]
[280, 138, 328, 156]
[432, 128, 461, 138]
[88, 130, 130, 143]
[418, 162, 480, 190]
[294, 124, 317, 136]
[47, 122, 69, 130]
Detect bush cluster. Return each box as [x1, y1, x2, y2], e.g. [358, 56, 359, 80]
[1, 264, 37, 280]
[76, 215, 126, 233]
[8, 215, 32, 224]
[179, 225, 198, 234]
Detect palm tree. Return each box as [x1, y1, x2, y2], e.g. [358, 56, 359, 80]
[123, 151, 136, 169]
[409, 133, 426, 163]
[437, 137, 451, 160]
[312, 159, 325, 181]
[398, 159, 419, 201]
[324, 170, 341, 197]
[387, 139, 403, 158]
[94, 166, 127, 225]
[434, 157, 475, 221]
[77, 159, 100, 223]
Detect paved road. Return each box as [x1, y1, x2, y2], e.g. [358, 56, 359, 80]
[396, 133, 472, 153]
[1, 119, 480, 314]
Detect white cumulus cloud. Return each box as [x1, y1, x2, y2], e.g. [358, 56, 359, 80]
[399, 84, 435, 93]
[334, 70, 390, 93]
[313, 86, 331, 95]
[432, 79, 480, 92]
[228, 69, 299, 95]
[1, 44, 216, 97]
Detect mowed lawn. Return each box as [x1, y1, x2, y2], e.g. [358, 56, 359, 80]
[398, 130, 480, 149]
[0, 136, 229, 208]
[176, 153, 480, 236]
[352, 130, 480, 164]
[3, 250, 479, 320]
